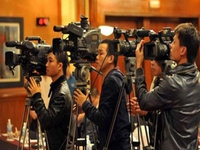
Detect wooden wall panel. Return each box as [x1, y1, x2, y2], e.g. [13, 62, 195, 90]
[0, 0, 61, 44]
[0, 88, 27, 133]
[89, 0, 200, 92]
[0, 0, 61, 133]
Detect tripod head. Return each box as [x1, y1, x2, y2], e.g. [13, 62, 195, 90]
[124, 56, 137, 94]
[23, 74, 42, 107]
[73, 63, 90, 95]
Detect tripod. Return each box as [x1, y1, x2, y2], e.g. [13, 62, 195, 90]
[17, 79, 45, 150]
[125, 57, 153, 150]
[68, 63, 100, 150]
[71, 89, 99, 150]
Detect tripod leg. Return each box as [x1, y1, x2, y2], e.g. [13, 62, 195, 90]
[37, 119, 45, 150]
[17, 98, 31, 150]
[17, 103, 28, 150]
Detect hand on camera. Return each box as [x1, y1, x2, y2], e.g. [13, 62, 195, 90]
[74, 88, 89, 107]
[136, 40, 145, 69]
[27, 77, 41, 96]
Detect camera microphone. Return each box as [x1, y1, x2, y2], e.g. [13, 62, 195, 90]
[53, 25, 67, 32]
[89, 66, 103, 76]
[5, 41, 20, 47]
[136, 29, 151, 37]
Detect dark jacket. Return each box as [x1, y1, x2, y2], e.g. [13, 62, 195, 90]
[82, 68, 131, 150]
[33, 75, 73, 150]
[136, 63, 200, 150]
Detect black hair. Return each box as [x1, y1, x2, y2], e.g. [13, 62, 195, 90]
[100, 39, 118, 66]
[47, 48, 69, 75]
[174, 23, 200, 63]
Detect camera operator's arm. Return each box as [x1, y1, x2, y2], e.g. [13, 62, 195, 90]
[136, 40, 145, 69]
[27, 78, 41, 122]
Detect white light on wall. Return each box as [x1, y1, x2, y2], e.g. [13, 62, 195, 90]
[99, 25, 114, 36]
[149, 0, 160, 9]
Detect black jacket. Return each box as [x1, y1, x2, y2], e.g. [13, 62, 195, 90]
[136, 63, 200, 150]
[82, 68, 131, 150]
[33, 75, 73, 150]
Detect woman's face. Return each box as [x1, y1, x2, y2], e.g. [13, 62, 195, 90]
[151, 60, 162, 76]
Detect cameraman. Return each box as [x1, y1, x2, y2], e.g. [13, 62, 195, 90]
[74, 39, 131, 150]
[135, 23, 200, 150]
[27, 49, 73, 150]
[77, 87, 100, 143]
[128, 59, 165, 149]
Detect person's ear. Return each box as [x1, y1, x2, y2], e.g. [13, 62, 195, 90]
[108, 55, 114, 63]
[181, 46, 187, 55]
[58, 62, 63, 70]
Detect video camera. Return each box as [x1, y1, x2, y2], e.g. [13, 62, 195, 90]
[5, 36, 51, 78]
[144, 27, 174, 60]
[109, 27, 150, 57]
[109, 27, 174, 61]
[52, 15, 101, 93]
[53, 15, 101, 63]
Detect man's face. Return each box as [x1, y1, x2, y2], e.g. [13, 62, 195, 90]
[95, 43, 110, 72]
[46, 52, 60, 77]
[151, 60, 162, 77]
[170, 34, 182, 63]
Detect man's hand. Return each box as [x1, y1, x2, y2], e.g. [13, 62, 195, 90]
[135, 40, 145, 69]
[73, 103, 84, 115]
[127, 96, 148, 116]
[74, 88, 88, 107]
[27, 77, 41, 96]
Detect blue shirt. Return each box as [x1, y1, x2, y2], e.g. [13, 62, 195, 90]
[67, 74, 76, 97]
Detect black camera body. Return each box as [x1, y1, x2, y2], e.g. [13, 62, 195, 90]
[5, 36, 51, 77]
[110, 27, 150, 57]
[144, 27, 174, 60]
[53, 15, 101, 63]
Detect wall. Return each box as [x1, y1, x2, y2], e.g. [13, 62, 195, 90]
[89, 0, 200, 26]
[0, 0, 61, 44]
[89, 0, 200, 93]
[0, 0, 62, 133]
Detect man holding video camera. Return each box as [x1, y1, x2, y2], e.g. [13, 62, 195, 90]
[27, 49, 73, 150]
[128, 59, 164, 150]
[74, 39, 131, 150]
[135, 22, 200, 150]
